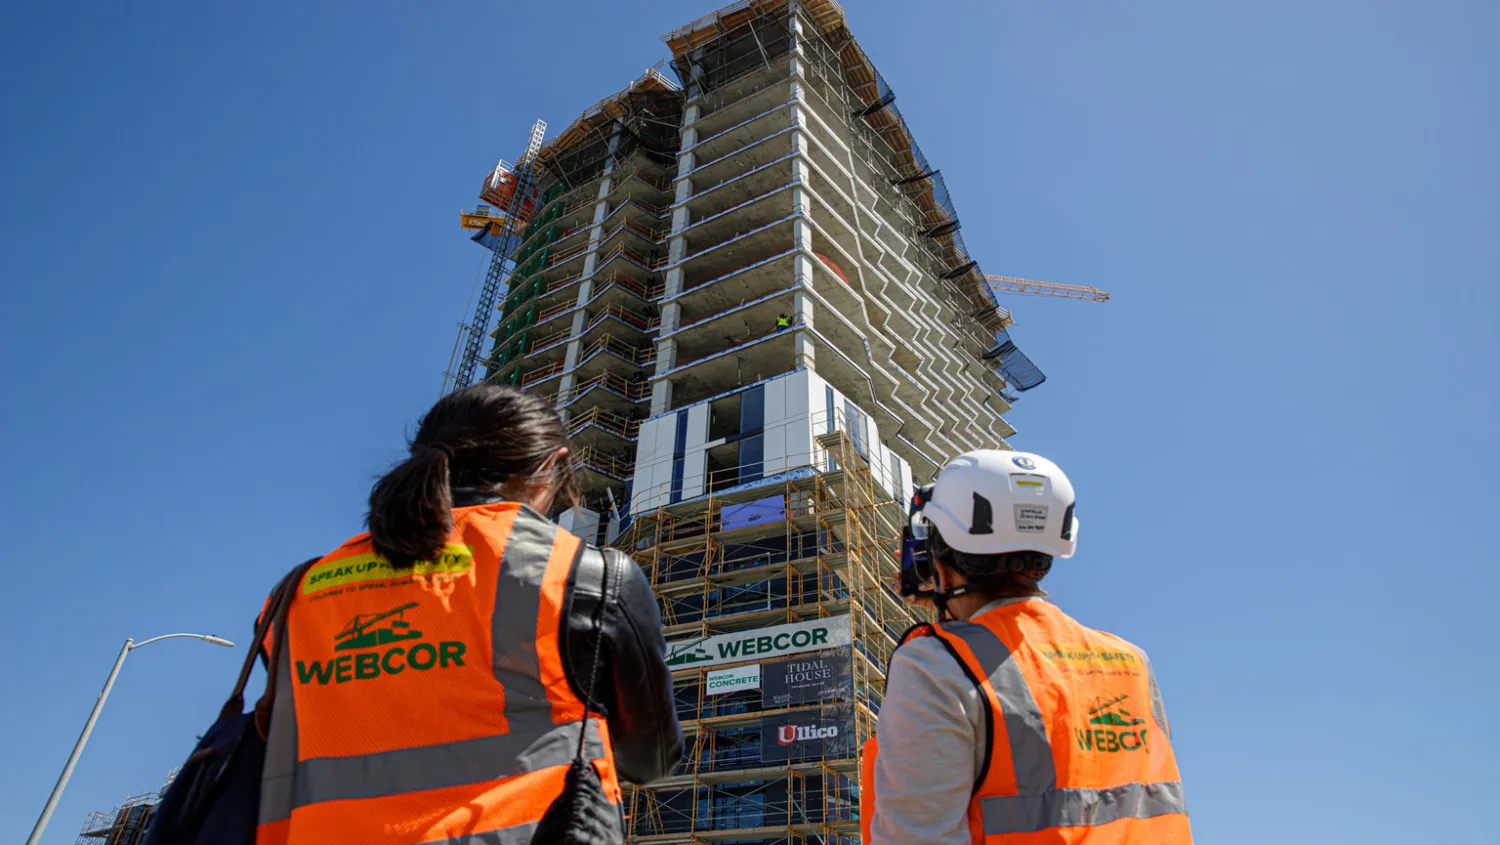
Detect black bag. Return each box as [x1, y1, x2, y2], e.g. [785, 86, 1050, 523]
[532, 548, 625, 845]
[143, 559, 317, 845]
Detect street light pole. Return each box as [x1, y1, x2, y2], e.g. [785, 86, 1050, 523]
[25, 633, 235, 845]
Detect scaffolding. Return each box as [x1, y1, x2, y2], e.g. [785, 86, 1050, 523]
[621, 415, 923, 844]
[74, 772, 174, 845]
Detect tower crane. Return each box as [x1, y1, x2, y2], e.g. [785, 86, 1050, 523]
[443, 119, 547, 393]
[985, 274, 1111, 303]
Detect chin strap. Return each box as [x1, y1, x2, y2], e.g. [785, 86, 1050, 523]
[930, 584, 972, 623]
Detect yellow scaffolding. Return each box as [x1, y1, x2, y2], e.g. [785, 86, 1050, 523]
[619, 421, 921, 845]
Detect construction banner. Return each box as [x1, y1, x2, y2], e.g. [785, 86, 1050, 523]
[761, 651, 851, 708]
[720, 495, 785, 532]
[760, 704, 854, 763]
[665, 615, 851, 670]
[706, 663, 761, 696]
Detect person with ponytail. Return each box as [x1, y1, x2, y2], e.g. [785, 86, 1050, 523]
[254, 385, 682, 845]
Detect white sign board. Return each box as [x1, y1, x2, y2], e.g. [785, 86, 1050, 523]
[706, 663, 762, 696]
[666, 615, 851, 670]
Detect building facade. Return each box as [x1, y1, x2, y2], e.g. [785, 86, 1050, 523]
[461, 2, 1028, 842]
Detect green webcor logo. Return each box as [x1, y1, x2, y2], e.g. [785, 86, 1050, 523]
[1075, 694, 1150, 753]
[295, 602, 467, 685]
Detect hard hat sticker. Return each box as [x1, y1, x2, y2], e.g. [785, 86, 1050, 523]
[1010, 474, 1047, 495]
[1012, 456, 1038, 469]
[1014, 504, 1049, 533]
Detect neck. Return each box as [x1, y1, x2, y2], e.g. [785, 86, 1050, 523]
[941, 585, 1045, 621]
[941, 591, 992, 621]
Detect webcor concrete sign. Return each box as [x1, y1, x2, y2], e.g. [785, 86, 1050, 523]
[706, 664, 762, 695]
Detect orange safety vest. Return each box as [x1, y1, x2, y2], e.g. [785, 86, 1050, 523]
[256, 502, 622, 845]
[861, 600, 1190, 844]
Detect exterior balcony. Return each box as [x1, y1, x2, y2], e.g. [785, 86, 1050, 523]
[686, 99, 794, 170]
[607, 194, 673, 224]
[667, 288, 797, 379]
[677, 178, 796, 261]
[566, 403, 641, 449]
[675, 216, 796, 294]
[594, 215, 669, 264]
[600, 163, 676, 211]
[551, 370, 652, 417]
[681, 151, 796, 226]
[524, 239, 593, 284]
[516, 215, 595, 263]
[530, 272, 665, 341]
[573, 445, 635, 485]
[515, 359, 566, 393]
[799, 101, 920, 231]
[682, 120, 794, 201]
[578, 301, 659, 345]
[572, 332, 657, 384]
[581, 271, 662, 315]
[510, 269, 589, 323]
[688, 57, 794, 137]
[594, 241, 668, 281]
[528, 185, 600, 234]
[484, 325, 572, 386]
[670, 247, 798, 328]
[655, 326, 798, 408]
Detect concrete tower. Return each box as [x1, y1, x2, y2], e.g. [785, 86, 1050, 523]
[462, 2, 1037, 841]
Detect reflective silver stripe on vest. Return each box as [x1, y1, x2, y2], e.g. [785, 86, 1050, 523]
[981, 781, 1188, 834]
[259, 508, 590, 828]
[417, 821, 539, 845]
[944, 621, 1057, 792]
[492, 508, 562, 721]
[260, 642, 300, 825]
[294, 717, 605, 807]
[1143, 653, 1171, 740]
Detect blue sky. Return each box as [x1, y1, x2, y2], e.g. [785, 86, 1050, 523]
[1, 1, 1495, 842]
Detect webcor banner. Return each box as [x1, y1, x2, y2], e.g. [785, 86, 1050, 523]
[762, 652, 851, 708]
[760, 704, 854, 763]
[706, 664, 761, 696]
[665, 615, 852, 670]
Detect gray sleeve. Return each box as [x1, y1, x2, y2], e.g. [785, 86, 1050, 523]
[869, 637, 986, 845]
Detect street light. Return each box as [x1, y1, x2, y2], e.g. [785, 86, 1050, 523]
[25, 633, 236, 845]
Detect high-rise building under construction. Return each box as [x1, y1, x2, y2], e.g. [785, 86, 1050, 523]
[451, 2, 1052, 842]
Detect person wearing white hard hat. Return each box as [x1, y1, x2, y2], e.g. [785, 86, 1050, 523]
[860, 450, 1193, 845]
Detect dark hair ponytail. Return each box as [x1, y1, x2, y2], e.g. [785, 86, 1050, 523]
[368, 385, 577, 568]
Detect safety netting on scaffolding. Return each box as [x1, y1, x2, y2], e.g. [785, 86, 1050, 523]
[843, 51, 1053, 398]
[984, 328, 1047, 392]
[668, 3, 794, 100]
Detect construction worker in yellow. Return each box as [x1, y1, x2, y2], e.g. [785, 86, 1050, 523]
[775, 312, 791, 328]
[862, 450, 1191, 844]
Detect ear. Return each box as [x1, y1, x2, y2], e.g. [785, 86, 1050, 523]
[932, 558, 960, 592]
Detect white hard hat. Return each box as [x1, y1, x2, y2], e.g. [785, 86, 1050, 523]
[919, 450, 1078, 559]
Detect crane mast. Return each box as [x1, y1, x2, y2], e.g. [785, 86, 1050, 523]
[443, 119, 547, 393]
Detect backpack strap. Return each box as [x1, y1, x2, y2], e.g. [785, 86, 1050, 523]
[217, 560, 310, 722]
[572, 545, 615, 760]
[252, 557, 320, 738]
